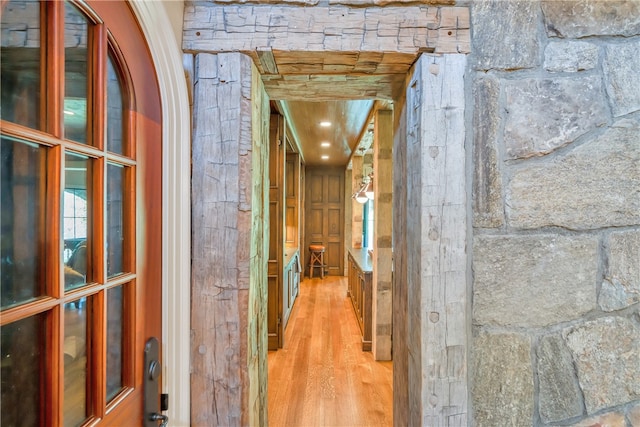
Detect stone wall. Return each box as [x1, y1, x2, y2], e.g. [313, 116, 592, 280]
[470, 1, 640, 426]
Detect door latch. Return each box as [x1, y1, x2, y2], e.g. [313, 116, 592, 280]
[144, 338, 169, 427]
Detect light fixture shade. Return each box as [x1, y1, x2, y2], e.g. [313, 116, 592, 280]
[355, 190, 369, 203]
[354, 182, 369, 203]
[365, 178, 374, 200]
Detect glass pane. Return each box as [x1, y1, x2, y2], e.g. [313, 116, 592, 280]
[64, 298, 87, 427]
[0, 314, 44, 427]
[107, 53, 124, 154]
[107, 163, 124, 277]
[106, 286, 124, 400]
[0, 0, 41, 129]
[64, 1, 89, 144]
[1, 135, 46, 309]
[64, 153, 89, 290]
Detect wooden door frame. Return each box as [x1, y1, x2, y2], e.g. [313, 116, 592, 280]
[128, 2, 191, 426]
[184, 3, 471, 425]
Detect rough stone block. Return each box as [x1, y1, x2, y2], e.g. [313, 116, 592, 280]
[471, 0, 540, 71]
[536, 335, 583, 423]
[564, 412, 626, 427]
[473, 234, 598, 327]
[600, 230, 640, 311]
[603, 42, 640, 117]
[472, 76, 503, 228]
[543, 41, 599, 72]
[472, 331, 533, 427]
[629, 402, 640, 427]
[542, 0, 640, 38]
[564, 316, 640, 414]
[507, 118, 640, 230]
[503, 76, 608, 159]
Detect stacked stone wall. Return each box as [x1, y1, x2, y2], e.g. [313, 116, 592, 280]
[470, 1, 640, 426]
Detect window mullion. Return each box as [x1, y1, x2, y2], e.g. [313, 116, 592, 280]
[44, 0, 64, 139]
[90, 23, 106, 151]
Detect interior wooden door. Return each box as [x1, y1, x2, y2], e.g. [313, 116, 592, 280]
[0, 1, 162, 425]
[304, 167, 344, 276]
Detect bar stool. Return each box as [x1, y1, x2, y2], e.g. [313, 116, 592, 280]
[308, 244, 326, 279]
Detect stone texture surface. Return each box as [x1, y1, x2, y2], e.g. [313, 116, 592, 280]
[472, 332, 533, 427]
[537, 335, 583, 423]
[503, 76, 608, 159]
[471, 0, 540, 71]
[629, 402, 640, 427]
[473, 76, 503, 228]
[544, 41, 599, 72]
[542, 0, 640, 38]
[473, 234, 598, 327]
[603, 42, 640, 117]
[565, 412, 626, 427]
[507, 118, 640, 230]
[600, 230, 640, 311]
[564, 316, 640, 414]
[331, 0, 455, 4]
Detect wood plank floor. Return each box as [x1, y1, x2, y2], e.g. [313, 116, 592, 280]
[268, 276, 393, 427]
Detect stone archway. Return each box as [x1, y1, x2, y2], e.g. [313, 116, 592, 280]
[184, 3, 470, 425]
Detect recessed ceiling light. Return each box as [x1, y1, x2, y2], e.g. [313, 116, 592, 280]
[321, 142, 331, 147]
[320, 121, 331, 127]
[321, 155, 329, 160]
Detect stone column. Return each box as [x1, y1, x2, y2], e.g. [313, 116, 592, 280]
[393, 53, 468, 425]
[372, 109, 393, 360]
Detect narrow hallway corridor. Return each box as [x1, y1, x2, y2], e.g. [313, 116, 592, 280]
[268, 276, 393, 427]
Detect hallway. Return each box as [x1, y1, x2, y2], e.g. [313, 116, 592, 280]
[268, 276, 393, 427]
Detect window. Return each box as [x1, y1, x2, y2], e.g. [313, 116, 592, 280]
[363, 199, 375, 250]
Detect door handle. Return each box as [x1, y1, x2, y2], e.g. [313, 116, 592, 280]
[144, 337, 169, 427]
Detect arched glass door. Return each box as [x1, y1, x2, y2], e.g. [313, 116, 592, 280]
[1, 1, 162, 425]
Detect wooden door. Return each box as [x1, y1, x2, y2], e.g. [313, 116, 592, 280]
[305, 167, 344, 276]
[0, 1, 162, 425]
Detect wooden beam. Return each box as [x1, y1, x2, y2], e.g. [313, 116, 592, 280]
[257, 47, 279, 75]
[183, 5, 470, 56]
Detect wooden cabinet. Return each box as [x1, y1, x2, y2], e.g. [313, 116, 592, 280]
[268, 112, 303, 350]
[282, 248, 300, 330]
[347, 249, 372, 351]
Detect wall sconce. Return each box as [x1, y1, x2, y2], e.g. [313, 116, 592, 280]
[364, 173, 374, 200]
[352, 172, 373, 204]
[354, 187, 369, 203]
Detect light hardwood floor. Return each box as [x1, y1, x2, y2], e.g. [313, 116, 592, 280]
[268, 276, 393, 427]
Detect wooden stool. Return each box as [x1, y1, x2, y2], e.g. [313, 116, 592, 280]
[308, 245, 326, 279]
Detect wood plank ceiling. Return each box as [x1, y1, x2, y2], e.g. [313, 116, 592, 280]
[259, 49, 411, 167]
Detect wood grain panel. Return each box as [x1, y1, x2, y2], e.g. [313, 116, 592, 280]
[328, 208, 341, 237]
[309, 175, 324, 203]
[268, 113, 284, 350]
[327, 175, 342, 203]
[326, 241, 342, 273]
[305, 167, 344, 276]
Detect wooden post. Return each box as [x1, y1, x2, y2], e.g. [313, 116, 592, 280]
[372, 109, 393, 361]
[191, 52, 269, 426]
[394, 53, 468, 425]
[351, 156, 364, 249]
